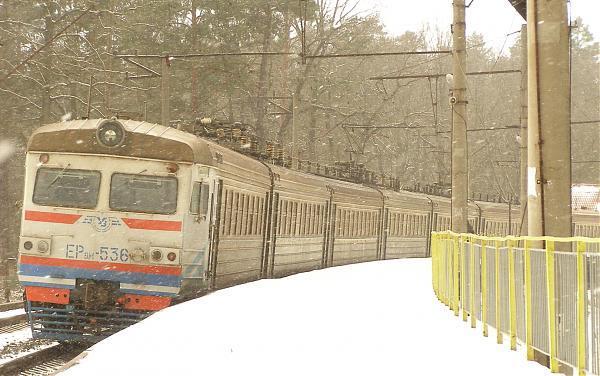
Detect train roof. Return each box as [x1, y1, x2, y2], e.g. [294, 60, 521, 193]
[27, 119, 263, 173]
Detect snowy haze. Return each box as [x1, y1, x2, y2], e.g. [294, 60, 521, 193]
[59, 259, 555, 376]
[359, 0, 600, 50]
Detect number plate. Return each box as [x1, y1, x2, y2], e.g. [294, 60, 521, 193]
[65, 244, 129, 262]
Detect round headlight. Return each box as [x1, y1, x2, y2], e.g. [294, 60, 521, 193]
[151, 249, 163, 262]
[96, 119, 126, 148]
[23, 241, 33, 250]
[130, 248, 146, 263]
[167, 252, 177, 262]
[37, 240, 49, 253]
[39, 154, 50, 164]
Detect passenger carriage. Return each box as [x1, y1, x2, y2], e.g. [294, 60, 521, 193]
[17, 118, 600, 341]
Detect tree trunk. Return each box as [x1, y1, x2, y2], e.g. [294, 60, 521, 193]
[254, 1, 273, 143]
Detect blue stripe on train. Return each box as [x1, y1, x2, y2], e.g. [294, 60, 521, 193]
[120, 288, 177, 297]
[19, 264, 182, 287]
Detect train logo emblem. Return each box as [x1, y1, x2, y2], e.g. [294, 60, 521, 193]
[81, 215, 121, 232]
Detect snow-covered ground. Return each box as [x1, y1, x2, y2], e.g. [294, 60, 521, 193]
[60, 259, 555, 376]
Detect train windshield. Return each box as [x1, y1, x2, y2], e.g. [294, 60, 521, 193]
[33, 167, 101, 209]
[110, 173, 178, 214]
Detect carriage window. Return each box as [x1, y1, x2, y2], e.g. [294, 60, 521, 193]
[110, 173, 177, 214]
[190, 182, 209, 216]
[33, 167, 101, 209]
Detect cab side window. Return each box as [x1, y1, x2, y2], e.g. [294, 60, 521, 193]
[190, 182, 210, 216]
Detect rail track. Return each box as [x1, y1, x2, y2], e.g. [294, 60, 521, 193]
[0, 342, 87, 376]
[0, 301, 87, 375]
[0, 301, 24, 312]
[0, 301, 27, 329]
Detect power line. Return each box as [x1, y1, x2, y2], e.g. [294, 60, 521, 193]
[304, 50, 451, 59]
[115, 52, 294, 59]
[572, 120, 600, 125]
[342, 123, 433, 130]
[369, 69, 520, 81]
[436, 125, 520, 134]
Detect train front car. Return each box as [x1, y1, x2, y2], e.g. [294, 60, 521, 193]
[18, 119, 211, 341]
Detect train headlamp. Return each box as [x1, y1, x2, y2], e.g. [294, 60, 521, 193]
[130, 248, 146, 263]
[23, 241, 33, 250]
[167, 252, 177, 262]
[39, 154, 49, 164]
[37, 240, 49, 253]
[96, 119, 126, 148]
[166, 163, 179, 173]
[151, 249, 163, 262]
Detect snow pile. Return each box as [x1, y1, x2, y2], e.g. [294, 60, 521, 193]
[60, 259, 555, 375]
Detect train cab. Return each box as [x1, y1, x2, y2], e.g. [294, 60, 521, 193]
[18, 119, 215, 340]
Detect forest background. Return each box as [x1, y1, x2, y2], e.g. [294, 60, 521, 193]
[0, 0, 598, 257]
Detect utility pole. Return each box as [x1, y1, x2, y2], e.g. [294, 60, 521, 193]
[161, 53, 171, 128]
[527, 0, 571, 239]
[527, 3, 571, 373]
[519, 24, 528, 236]
[451, 0, 468, 233]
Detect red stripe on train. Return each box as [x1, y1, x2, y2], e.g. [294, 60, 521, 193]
[24, 210, 81, 224]
[122, 218, 182, 232]
[26, 286, 70, 305]
[20, 255, 182, 276]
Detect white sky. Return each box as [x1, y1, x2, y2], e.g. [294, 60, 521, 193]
[360, 0, 599, 51]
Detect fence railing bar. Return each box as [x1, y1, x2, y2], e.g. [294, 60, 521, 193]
[576, 240, 586, 376]
[546, 240, 559, 372]
[508, 239, 517, 351]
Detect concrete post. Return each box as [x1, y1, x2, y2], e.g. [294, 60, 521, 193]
[527, 0, 572, 238]
[519, 24, 528, 236]
[451, 0, 468, 233]
[161, 53, 171, 128]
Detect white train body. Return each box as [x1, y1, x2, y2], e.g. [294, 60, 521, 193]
[17, 119, 599, 341]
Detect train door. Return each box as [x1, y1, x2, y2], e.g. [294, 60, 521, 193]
[182, 167, 213, 294]
[266, 192, 279, 278]
[321, 201, 330, 268]
[379, 208, 389, 260]
[326, 203, 337, 267]
[207, 179, 223, 290]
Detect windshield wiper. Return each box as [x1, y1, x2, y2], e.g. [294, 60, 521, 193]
[47, 163, 71, 188]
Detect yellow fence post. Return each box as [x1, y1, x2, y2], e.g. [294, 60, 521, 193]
[524, 239, 534, 361]
[508, 239, 517, 351]
[461, 235, 468, 322]
[495, 239, 502, 344]
[576, 240, 586, 376]
[481, 239, 488, 337]
[441, 233, 446, 305]
[446, 233, 451, 306]
[432, 233, 436, 296]
[546, 240, 558, 373]
[470, 234, 476, 329]
[453, 234, 460, 316]
[441, 234, 446, 305]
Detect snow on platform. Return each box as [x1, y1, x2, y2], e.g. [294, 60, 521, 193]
[60, 259, 555, 376]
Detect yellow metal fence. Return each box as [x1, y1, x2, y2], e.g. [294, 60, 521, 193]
[431, 231, 600, 376]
